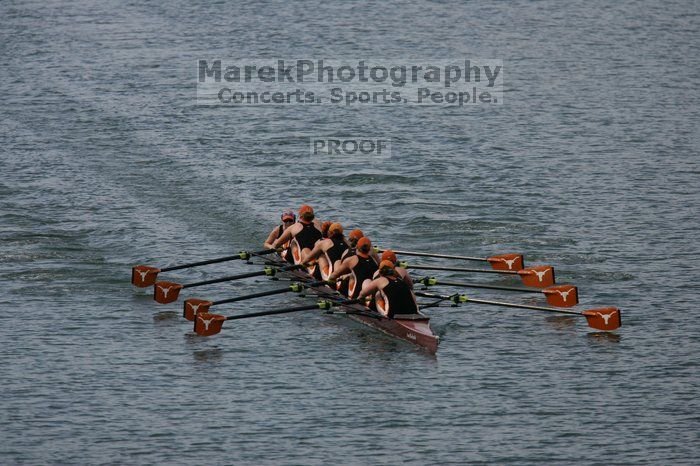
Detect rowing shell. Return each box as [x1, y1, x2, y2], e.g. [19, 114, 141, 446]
[269, 255, 440, 354]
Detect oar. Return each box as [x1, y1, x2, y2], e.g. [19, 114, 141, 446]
[182, 281, 327, 321]
[153, 264, 304, 304]
[402, 262, 556, 288]
[131, 248, 279, 287]
[415, 291, 621, 331]
[416, 276, 578, 307]
[376, 248, 525, 271]
[194, 300, 336, 336]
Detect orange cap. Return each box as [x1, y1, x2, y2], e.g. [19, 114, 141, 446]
[348, 229, 364, 242]
[299, 205, 314, 216]
[378, 260, 396, 275]
[381, 250, 397, 264]
[357, 237, 372, 257]
[328, 223, 343, 237]
[321, 221, 332, 237]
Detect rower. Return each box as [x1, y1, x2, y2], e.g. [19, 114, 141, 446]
[329, 236, 378, 299]
[359, 260, 419, 318]
[372, 249, 413, 289]
[263, 210, 296, 263]
[301, 223, 349, 280]
[271, 205, 323, 274]
[320, 221, 333, 239]
[340, 229, 380, 263]
[340, 229, 364, 261]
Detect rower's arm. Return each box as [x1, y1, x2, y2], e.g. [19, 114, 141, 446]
[301, 242, 324, 263]
[263, 227, 279, 249]
[328, 258, 351, 280]
[272, 226, 294, 248]
[358, 279, 381, 299]
[397, 268, 413, 289]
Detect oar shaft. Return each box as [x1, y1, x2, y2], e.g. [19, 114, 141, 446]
[225, 303, 324, 320]
[466, 297, 581, 316]
[415, 290, 580, 317]
[408, 264, 517, 275]
[183, 270, 266, 288]
[433, 279, 540, 294]
[212, 287, 292, 305]
[182, 264, 302, 289]
[382, 249, 486, 262]
[161, 248, 275, 272]
[212, 280, 326, 305]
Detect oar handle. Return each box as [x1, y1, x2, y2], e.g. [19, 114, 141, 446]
[161, 248, 276, 272]
[408, 264, 517, 275]
[378, 249, 486, 262]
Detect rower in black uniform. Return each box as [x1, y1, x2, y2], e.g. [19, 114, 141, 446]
[264, 210, 296, 263]
[358, 260, 419, 318]
[328, 236, 379, 299]
[301, 223, 349, 281]
[271, 205, 323, 276]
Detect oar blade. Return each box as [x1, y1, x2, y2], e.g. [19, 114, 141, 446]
[153, 281, 184, 304]
[583, 307, 621, 331]
[518, 266, 555, 288]
[543, 285, 579, 307]
[487, 253, 524, 271]
[194, 313, 226, 336]
[132, 265, 161, 287]
[183, 299, 213, 321]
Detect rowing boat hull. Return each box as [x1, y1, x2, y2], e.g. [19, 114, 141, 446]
[273, 257, 439, 354]
[347, 313, 439, 354]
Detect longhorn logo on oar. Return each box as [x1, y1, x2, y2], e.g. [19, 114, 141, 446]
[183, 299, 213, 321]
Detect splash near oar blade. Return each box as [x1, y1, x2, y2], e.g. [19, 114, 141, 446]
[132, 265, 161, 287]
[194, 313, 226, 336]
[183, 299, 213, 321]
[583, 307, 621, 331]
[487, 253, 524, 271]
[518, 266, 555, 288]
[542, 285, 579, 307]
[153, 281, 184, 304]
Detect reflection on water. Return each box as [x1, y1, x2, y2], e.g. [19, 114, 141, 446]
[587, 331, 622, 344]
[545, 315, 577, 330]
[153, 311, 180, 322]
[193, 347, 224, 363]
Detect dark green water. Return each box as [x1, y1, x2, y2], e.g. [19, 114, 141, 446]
[1, 0, 699, 464]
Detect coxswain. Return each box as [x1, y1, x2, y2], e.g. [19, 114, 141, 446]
[301, 223, 349, 280]
[372, 249, 413, 289]
[329, 236, 378, 299]
[358, 260, 419, 318]
[271, 205, 323, 274]
[263, 210, 296, 263]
